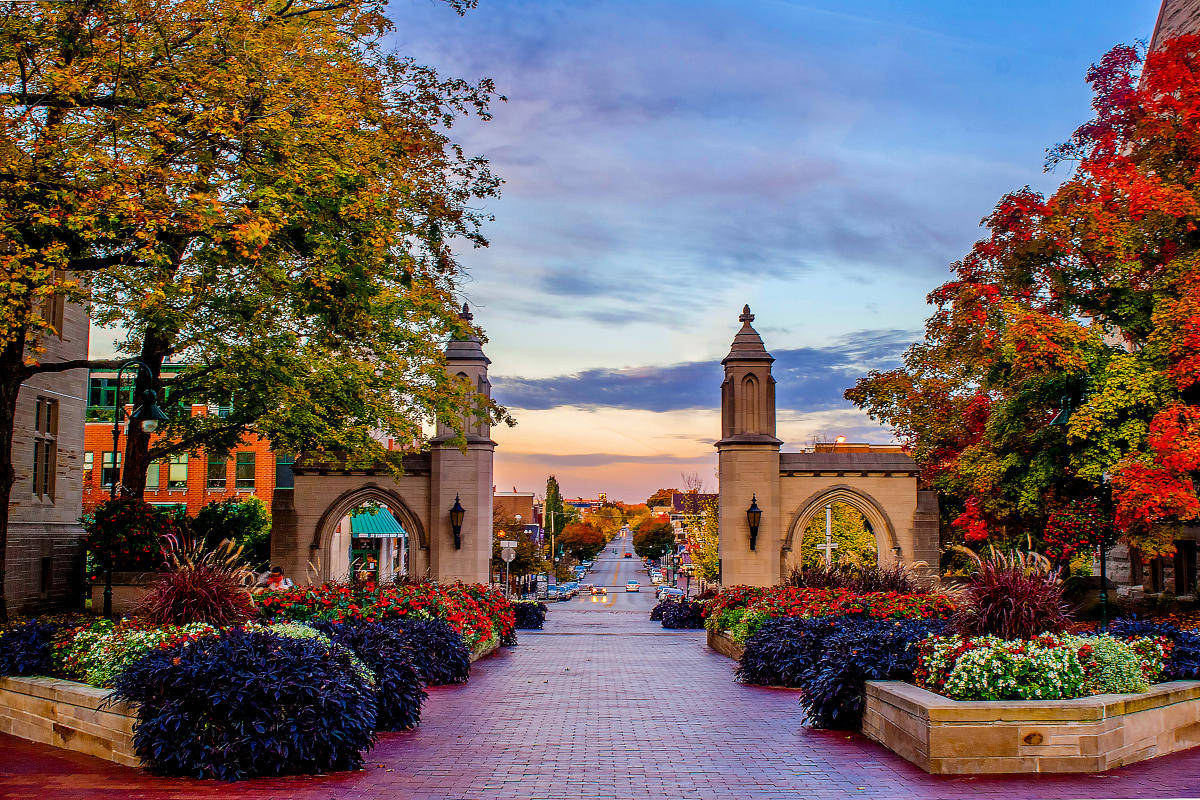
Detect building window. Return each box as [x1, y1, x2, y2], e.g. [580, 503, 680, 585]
[83, 451, 94, 487]
[207, 454, 228, 490]
[167, 454, 188, 489]
[235, 452, 255, 490]
[146, 459, 161, 490]
[88, 377, 132, 409]
[101, 451, 121, 488]
[32, 397, 58, 501]
[41, 290, 64, 338]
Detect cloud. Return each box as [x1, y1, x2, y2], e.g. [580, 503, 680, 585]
[491, 327, 915, 413]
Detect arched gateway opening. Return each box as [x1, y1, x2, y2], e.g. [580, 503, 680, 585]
[312, 485, 427, 582]
[716, 306, 940, 587]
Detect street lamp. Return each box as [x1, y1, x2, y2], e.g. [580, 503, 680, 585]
[746, 495, 762, 552]
[449, 494, 466, 549]
[105, 358, 167, 618]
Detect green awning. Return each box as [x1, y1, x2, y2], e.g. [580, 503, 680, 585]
[350, 508, 406, 538]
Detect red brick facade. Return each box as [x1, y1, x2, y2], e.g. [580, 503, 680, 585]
[82, 405, 276, 515]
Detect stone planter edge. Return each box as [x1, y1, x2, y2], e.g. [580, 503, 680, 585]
[862, 678, 1200, 774]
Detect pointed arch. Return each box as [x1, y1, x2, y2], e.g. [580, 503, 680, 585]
[781, 485, 899, 576]
[740, 373, 760, 433]
[309, 483, 428, 557]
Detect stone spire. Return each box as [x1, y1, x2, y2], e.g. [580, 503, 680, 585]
[723, 304, 773, 364]
[445, 303, 490, 365]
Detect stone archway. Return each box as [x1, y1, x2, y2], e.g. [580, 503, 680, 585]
[781, 485, 899, 578]
[309, 483, 428, 582]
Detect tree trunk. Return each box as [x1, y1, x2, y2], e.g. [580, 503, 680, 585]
[120, 328, 173, 499]
[0, 331, 32, 623]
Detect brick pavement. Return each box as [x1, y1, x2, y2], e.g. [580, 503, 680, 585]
[2, 598, 1200, 799]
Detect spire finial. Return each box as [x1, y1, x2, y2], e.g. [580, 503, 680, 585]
[460, 302, 473, 323]
[739, 304, 754, 323]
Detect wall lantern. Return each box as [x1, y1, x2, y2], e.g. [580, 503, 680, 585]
[746, 495, 762, 552]
[449, 494, 466, 550]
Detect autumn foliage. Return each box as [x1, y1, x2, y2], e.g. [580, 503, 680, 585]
[847, 36, 1200, 559]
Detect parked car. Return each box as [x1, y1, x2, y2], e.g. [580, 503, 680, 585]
[658, 587, 685, 600]
[591, 586, 608, 595]
[625, 581, 640, 592]
[559, 582, 579, 598]
[580, 583, 594, 593]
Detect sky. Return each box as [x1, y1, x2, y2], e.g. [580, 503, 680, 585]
[93, 0, 1167, 505]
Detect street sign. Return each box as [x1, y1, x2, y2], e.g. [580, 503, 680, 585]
[500, 540, 517, 548]
[500, 547, 516, 563]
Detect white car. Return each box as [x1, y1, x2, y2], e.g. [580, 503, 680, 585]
[625, 581, 640, 592]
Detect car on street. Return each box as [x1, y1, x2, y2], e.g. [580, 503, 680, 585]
[657, 587, 685, 600]
[580, 583, 594, 593]
[623, 552, 633, 558]
[591, 586, 608, 595]
[558, 582, 579, 598]
[625, 581, 640, 592]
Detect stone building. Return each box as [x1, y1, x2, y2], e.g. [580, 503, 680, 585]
[1150, 0, 1200, 51]
[7, 298, 89, 613]
[715, 307, 939, 586]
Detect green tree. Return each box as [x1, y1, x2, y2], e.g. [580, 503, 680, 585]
[190, 497, 272, 566]
[686, 499, 720, 583]
[799, 503, 876, 568]
[0, 0, 506, 619]
[491, 513, 547, 592]
[633, 517, 675, 560]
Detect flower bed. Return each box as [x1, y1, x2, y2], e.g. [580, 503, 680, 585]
[256, 581, 515, 651]
[704, 586, 954, 644]
[915, 632, 1171, 701]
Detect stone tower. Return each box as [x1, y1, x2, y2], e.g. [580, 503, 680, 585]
[716, 305, 782, 586]
[429, 304, 495, 582]
[1150, 0, 1200, 52]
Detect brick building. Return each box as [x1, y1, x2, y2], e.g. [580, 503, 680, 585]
[7, 298, 90, 613]
[81, 406, 277, 516]
[82, 366, 278, 515]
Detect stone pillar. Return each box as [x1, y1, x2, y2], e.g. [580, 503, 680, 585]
[716, 306, 782, 587]
[429, 304, 495, 584]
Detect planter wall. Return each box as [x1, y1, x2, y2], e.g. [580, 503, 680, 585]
[0, 676, 139, 766]
[470, 637, 501, 662]
[706, 629, 744, 661]
[863, 679, 1200, 774]
[87, 572, 155, 615]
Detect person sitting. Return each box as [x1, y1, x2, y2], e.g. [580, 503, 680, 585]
[262, 566, 294, 592]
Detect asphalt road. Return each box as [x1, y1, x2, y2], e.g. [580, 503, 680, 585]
[558, 534, 656, 610]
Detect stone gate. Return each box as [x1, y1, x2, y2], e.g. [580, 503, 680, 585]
[716, 306, 939, 586]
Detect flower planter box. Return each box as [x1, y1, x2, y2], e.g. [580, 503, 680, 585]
[470, 636, 501, 662]
[707, 629, 744, 661]
[862, 679, 1200, 774]
[0, 676, 139, 767]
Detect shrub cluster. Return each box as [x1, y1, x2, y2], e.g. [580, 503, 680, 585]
[738, 615, 945, 729]
[112, 628, 377, 780]
[952, 549, 1071, 639]
[660, 600, 705, 629]
[0, 620, 65, 676]
[704, 585, 954, 643]
[784, 562, 928, 594]
[315, 619, 426, 731]
[514, 600, 548, 630]
[1109, 618, 1200, 680]
[393, 618, 471, 685]
[649, 600, 669, 621]
[257, 581, 514, 651]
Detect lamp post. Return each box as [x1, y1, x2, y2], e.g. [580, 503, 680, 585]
[105, 358, 168, 618]
[746, 495, 762, 552]
[449, 494, 466, 550]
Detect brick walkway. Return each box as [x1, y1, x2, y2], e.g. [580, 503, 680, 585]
[3, 599, 1200, 798]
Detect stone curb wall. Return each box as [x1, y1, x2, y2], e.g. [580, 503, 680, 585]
[863, 679, 1200, 773]
[0, 676, 138, 766]
[706, 629, 745, 661]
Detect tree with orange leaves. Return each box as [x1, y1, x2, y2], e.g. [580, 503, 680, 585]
[0, 0, 508, 619]
[848, 35, 1200, 562]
